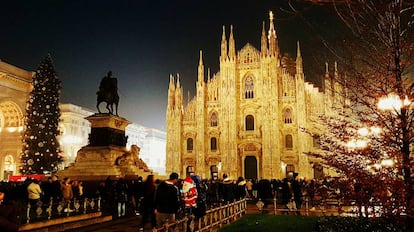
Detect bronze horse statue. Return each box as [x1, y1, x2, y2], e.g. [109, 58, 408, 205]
[97, 71, 119, 115]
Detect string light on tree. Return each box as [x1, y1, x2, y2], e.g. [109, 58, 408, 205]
[20, 54, 62, 174]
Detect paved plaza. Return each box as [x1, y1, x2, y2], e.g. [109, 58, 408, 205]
[67, 215, 142, 232]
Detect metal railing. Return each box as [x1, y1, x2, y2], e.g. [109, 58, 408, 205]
[22, 197, 102, 224]
[254, 196, 358, 217]
[152, 198, 247, 232]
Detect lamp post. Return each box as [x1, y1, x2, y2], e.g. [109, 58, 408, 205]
[378, 93, 413, 218]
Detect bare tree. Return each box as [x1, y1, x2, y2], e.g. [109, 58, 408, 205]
[289, 0, 414, 227]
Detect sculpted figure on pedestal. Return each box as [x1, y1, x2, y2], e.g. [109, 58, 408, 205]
[97, 71, 119, 115]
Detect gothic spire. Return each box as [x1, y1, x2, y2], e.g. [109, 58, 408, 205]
[198, 50, 204, 83]
[176, 73, 181, 89]
[296, 41, 303, 74]
[167, 74, 176, 111]
[261, 21, 268, 57]
[221, 26, 228, 61]
[323, 62, 330, 94]
[334, 61, 338, 78]
[169, 74, 175, 91]
[268, 11, 278, 57]
[229, 25, 236, 60]
[175, 73, 183, 110]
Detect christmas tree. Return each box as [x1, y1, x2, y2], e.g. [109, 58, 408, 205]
[20, 54, 62, 174]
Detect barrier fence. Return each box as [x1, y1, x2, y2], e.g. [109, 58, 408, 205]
[18, 195, 366, 231]
[152, 198, 247, 232]
[22, 197, 102, 224]
[254, 196, 358, 217]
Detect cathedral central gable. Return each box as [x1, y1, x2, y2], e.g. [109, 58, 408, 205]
[238, 43, 260, 64]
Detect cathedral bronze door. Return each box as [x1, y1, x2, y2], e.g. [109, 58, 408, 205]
[244, 156, 257, 179]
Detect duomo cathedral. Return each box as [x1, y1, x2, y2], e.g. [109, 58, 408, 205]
[166, 12, 341, 180]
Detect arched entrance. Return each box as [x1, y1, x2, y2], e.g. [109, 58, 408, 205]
[0, 61, 34, 180]
[244, 156, 257, 179]
[3, 155, 15, 180]
[0, 101, 24, 180]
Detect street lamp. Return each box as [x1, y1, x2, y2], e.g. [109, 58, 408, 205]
[346, 139, 368, 150]
[380, 159, 395, 167]
[377, 93, 410, 111]
[377, 93, 413, 218]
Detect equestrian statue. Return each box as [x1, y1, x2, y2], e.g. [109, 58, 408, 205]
[97, 71, 119, 115]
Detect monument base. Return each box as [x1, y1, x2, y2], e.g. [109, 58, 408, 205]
[57, 114, 154, 181]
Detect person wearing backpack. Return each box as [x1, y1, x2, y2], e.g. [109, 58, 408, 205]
[192, 175, 207, 220]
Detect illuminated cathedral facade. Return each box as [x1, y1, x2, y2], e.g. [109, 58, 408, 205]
[166, 13, 340, 180]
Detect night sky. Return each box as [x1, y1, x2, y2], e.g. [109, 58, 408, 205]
[1, 0, 341, 130]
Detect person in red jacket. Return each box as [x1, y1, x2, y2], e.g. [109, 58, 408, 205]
[182, 176, 198, 232]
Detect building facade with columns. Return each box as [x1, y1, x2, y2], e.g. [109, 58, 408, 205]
[166, 13, 339, 180]
[0, 60, 167, 180]
[0, 61, 33, 180]
[59, 103, 167, 176]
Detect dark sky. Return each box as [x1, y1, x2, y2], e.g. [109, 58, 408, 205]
[1, 0, 340, 131]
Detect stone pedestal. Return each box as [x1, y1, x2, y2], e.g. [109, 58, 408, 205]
[58, 113, 153, 181]
[87, 113, 129, 147]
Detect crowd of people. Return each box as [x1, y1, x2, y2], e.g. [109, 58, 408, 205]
[0, 175, 88, 231]
[0, 171, 337, 232]
[95, 172, 248, 231]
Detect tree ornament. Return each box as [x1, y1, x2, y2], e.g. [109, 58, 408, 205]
[20, 54, 62, 174]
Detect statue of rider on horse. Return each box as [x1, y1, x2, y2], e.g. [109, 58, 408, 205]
[97, 71, 119, 115]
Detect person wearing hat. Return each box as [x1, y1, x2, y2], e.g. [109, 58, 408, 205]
[181, 176, 197, 232]
[0, 185, 19, 232]
[153, 172, 180, 231]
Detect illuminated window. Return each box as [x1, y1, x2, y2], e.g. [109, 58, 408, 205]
[283, 108, 293, 124]
[245, 115, 254, 131]
[211, 112, 218, 127]
[285, 134, 293, 149]
[210, 137, 217, 151]
[187, 138, 193, 152]
[244, 76, 254, 99]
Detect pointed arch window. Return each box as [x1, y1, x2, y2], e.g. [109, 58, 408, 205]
[245, 115, 255, 131]
[283, 108, 293, 124]
[244, 76, 254, 99]
[210, 137, 217, 151]
[211, 112, 218, 127]
[285, 134, 293, 149]
[187, 138, 193, 152]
